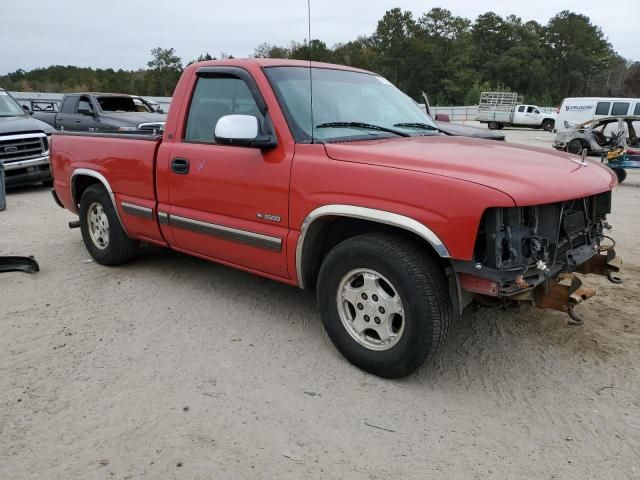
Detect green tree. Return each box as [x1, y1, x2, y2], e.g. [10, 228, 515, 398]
[147, 47, 183, 96]
[252, 43, 291, 58]
[624, 62, 640, 96]
[545, 11, 616, 99]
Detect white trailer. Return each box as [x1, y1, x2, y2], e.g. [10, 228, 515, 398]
[477, 92, 557, 131]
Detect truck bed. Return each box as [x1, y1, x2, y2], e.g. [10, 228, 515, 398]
[51, 132, 165, 244]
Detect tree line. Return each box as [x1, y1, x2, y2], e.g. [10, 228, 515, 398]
[1, 8, 638, 106]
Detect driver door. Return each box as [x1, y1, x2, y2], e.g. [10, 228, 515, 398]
[160, 72, 293, 278]
[523, 106, 540, 126]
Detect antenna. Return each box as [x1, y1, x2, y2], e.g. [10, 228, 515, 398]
[307, 0, 315, 143]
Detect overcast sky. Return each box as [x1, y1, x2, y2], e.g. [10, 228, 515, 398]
[1, 0, 638, 74]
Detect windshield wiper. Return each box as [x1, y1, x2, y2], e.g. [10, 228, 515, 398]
[393, 122, 440, 132]
[316, 122, 410, 137]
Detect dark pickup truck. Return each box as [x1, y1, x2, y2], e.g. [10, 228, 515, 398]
[33, 93, 167, 133]
[1, 88, 55, 187]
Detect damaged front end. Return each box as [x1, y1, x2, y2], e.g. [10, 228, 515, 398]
[453, 191, 621, 323]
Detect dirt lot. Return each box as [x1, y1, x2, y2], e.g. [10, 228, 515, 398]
[1, 127, 639, 479]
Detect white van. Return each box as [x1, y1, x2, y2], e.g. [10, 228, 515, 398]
[556, 97, 640, 131]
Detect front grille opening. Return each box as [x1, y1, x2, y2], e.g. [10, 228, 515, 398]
[474, 193, 611, 271]
[0, 135, 46, 163]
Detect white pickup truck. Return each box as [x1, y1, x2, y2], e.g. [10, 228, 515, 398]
[477, 92, 557, 131]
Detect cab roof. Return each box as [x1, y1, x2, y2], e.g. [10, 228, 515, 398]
[188, 58, 375, 75]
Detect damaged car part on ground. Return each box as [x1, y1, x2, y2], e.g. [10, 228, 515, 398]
[0, 256, 40, 274]
[451, 191, 622, 324]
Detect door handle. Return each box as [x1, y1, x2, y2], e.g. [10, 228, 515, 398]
[171, 158, 190, 175]
[74, 119, 81, 123]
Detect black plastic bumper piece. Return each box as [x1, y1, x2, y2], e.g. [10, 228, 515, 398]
[0, 256, 40, 274]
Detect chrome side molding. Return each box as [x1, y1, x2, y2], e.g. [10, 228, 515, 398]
[121, 202, 154, 220]
[157, 211, 169, 225]
[296, 204, 451, 289]
[161, 212, 282, 252]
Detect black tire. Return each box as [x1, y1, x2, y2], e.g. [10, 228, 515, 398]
[613, 168, 627, 184]
[542, 119, 555, 131]
[316, 233, 452, 378]
[488, 121, 500, 130]
[79, 184, 139, 265]
[566, 139, 586, 155]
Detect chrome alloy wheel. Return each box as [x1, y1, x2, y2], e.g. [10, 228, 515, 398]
[336, 268, 405, 351]
[87, 202, 110, 250]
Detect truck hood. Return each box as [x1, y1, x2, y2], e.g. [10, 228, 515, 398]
[99, 112, 167, 126]
[0, 115, 55, 135]
[324, 136, 616, 206]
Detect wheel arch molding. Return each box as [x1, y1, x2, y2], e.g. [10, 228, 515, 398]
[70, 168, 128, 234]
[295, 204, 451, 289]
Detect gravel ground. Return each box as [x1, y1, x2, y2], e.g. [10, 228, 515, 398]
[1, 127, 639, 479]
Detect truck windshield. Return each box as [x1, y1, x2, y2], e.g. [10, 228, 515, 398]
[264, 67, 437, 142]
[0, 91, 27, 117]
[97, 96, 139, 113]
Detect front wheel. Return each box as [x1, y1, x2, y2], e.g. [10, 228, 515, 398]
[542, 119, 555, 131]
[79, 184, 139, 265]
[316, 233, 452, 378]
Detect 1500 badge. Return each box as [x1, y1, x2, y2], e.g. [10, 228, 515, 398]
[256, 213, 282, 223]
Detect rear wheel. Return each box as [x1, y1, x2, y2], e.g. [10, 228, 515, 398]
[613, 168, 627, 184]
[566, 139, 586, 155]
[542, 119, 555, 131]
[316, 233, 452, 378]
[488, 121, 501, 130]
[79, 184, 139, 265]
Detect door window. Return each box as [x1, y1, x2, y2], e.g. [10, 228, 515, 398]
[61, 96, 77, 114]
[595, 102, 610, 115]
[77, 97, 94, 113]
[634, 103, 640, 116]
[611, 102, 630, 116]
[517, 106, 525, 112]
[184, 76, 263, 142]
[526, 106, 535, 113]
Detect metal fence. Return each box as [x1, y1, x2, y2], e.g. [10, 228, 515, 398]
[10, 92, 173, 113]
[419, 105, 478, 122]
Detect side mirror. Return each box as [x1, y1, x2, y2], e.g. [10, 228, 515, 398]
[77, 108, 93, 116]
[22, 105, 32, 115]
[214, 114, 277, 150]
[157, 108, 164, 114]
[434, 113, 450, 123]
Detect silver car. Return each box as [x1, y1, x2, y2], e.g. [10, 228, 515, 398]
[554, 116, 640, 155]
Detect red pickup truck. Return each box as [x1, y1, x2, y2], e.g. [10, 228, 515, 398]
[50, 59, 621, 377]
